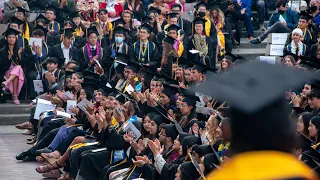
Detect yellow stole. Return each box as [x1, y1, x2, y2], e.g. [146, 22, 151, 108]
[206, 151, 318, 180]
[23, 22, 30, 41]
[123, 77, 139, 93]
[95, 19, 113, 36]
[75, 26, 83, 37]
[204, 16, 211, 37]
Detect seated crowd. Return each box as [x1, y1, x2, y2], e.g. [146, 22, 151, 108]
[0, 0, 319, 179]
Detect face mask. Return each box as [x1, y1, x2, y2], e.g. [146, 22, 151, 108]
[278, 10, 285, 14]
[310, 5, 318, 12]
[198, 12, 206, 17]
[115, 36, 123, 44]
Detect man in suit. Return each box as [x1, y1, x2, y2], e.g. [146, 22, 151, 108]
[51, 28, 79, 69]
[42, 57, 65, 94]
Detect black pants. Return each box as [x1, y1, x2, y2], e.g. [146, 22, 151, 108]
[29, 128, 59, 155]
[55, 128, 90, 154]
[260, 22, 292, 40]
[25, 70, 37, 99]
[28, 106, 38, 134]
[38, 119, 65, 141]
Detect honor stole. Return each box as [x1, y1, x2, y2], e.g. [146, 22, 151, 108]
[133, 40, 155, 63]
[82, 46, 103, 72]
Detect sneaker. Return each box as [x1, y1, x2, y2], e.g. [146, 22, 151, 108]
[250, 37, 262, 44]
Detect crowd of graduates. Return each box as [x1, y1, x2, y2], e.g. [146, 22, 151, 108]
[0, 0, 320, 179]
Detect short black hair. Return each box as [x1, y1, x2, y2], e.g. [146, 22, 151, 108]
[171, 3, 182, 11]
[32, 29, 45, 37]
[276, 0, 286, 8]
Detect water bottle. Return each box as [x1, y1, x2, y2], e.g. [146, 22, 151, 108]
[189, 10, 193, 17]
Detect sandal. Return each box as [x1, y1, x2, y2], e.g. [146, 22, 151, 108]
[35, 161, 65, 173]
[42, 169, 62, 179]
[12, 95, 20, 105]
[58, 172, 72, 180]
[35, 156, 45, 162]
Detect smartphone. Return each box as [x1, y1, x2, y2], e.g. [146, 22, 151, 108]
[115, 107, 122, 115]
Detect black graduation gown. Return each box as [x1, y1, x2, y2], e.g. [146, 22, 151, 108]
[21, 42, 51, 72]
[187, 35, 214, 67]
[132, 40, 160, 65]
[17, 34, 29, 49]
[102, 43, 134, 74]
[160, 156, 185, 180]
[79, 126, 130, 180]
[51, 43, 79, 68]
[42, 69, 65, 94]
[0, 47, 14, 83]
[47, 33, 85, 49]
[78, 45, 106, 72]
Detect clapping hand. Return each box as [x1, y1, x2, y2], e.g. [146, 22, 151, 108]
[147, 139, 164, 156]
[132, 155, 151, 167]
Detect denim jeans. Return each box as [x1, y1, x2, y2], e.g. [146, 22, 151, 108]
[237, 12, 254, 37]
[260, 22, 292, 40]
[256, 0, 268, 24]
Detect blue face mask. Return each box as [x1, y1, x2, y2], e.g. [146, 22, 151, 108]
[115, 36, 124, 44]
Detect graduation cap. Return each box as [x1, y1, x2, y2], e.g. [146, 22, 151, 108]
[82, 71, 100, 83]
[81, 81, 97, 92]
[114, 26, 128, 35]
[139, 23, 152, 33]
[282, 51, 299, 62]
[190, 61, 317, 114]
[307, 82, 320, 99]
[115, 93, 127, 104]
[162, 84, 180, 98]
[224, 52, 244, 62]
[187, 154, 205, 179]
[10, 16, 24, 26]
[178, 56, 194, 69]
[87, 26, 99, 36]
[192, 62, 209, 74]
[192, 144, 214, 157]
[149, 6, 161, 15]
[113, 18, 126, 27]
[292, 107, 305, 115]
[35, 14, 50, 25]
[2, 27, 20, 37]
[162, 124, 179, 140]
[202, 152, 221, 174]
[302, 142, 320, 161]
[193, 17, 207, 25]
[17, 6, 29, 14]
[64, 28, 75, 36]
[194, 1, 208, 10]
[46, 5, 59, 15]
[299, 11, 313, 21]
[166, 12, 179, 19]
[69, 11, 81, 19]
[299, 56, 320, 71]
[34, 24, 49, 34]
[162, 75, 179, 86]
[166, 24, 181, 32]
[181, 88, 200, 106]
[163, 36, 176, 45]
[125, 61, 140, 72]
[142, 16, 152, 23]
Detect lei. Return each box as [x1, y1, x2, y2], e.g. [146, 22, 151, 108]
[85, 42, 101, 61]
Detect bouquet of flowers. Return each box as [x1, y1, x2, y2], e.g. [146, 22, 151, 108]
[76, 0, 102, 21]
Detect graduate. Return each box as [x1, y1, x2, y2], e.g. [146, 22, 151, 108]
[102, 26, 134, 72]
[146, 6, 163, 36]
[41, 57, 65, 94]
[187, 17, 215, 68]
[21, 26, 50, 99]
[132, 23, 160, 65]
[8, 17, 29, 49]
[50, 28, 79, 69]
[15, 7, 33, 42]
[171, 3, 192, 36]
[78, 26, 105, 72]
[190, 61, 319, 179]
[33, 14, 50, 29]
[69, 11, 86, 38]
[50, 0, 76, 23]
[96, 9, 113, 37]
[45, 5, 61, 35]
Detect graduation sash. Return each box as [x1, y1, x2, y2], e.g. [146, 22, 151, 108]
[111, 43, 129, 58]
[48, 21, 61, 34]
[133, 41, 155, 63]
[23, 22, 30, 41]
[34, 42, 49, 80]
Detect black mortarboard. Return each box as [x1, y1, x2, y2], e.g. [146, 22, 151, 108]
[114, 18, 126, 27]
[115, 53, 129, 63]
[193, 17, 207, 25]
[162, 76, 179, 86]
[307, 82, 320, 99]
[81, 82, 97, 92]
[45, 57, 60, 64]
[34, 24, 49, 34]
[115, 93, 126, 104]
[178, 56, 193, 69]
[191, 61, 316, 114]
[149, 6, 161, 15]
[63, 28, 75, 36]
[65, 71, 74, 78]
[167, 12, 179, 19]
[162, 124, 179, 140]
[300, 56, 320, 71]
[192, 62, 208, 73]
[181, 88, 200, 106]
[202, 152, 221, 174]
[299, 11, 313, 21]
[87, 26, 99, 36]
[82, 71, 100, 83]
[163, 36, 176, 45]
[69, 11, 81, 19]
[192, 144, 214, 157]
[2, 27, 20, 36]
[302, 142, 320, 160]
[46, 5, 59, 15]
[282, 51, 299, 62]
[183, 159, 202, 179]
[142, 16, 152, 23]
[166, 24, 181, 32]
[162, 84, 179, 98]
[139, 23, 152, 33]
[17, 6, 28, 14]
[224, 52, 244, 62]
[125, 61, 140, 72]
[194, 1, 208, 10]
[36, 14, 50, 24]
[292, 107, 305, 115]
[147, 106, 171, 123]
[114, 26, 128, 35]
[10, 16, 24, 26]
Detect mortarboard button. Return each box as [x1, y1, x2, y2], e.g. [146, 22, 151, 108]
[148, 6, 161, 15]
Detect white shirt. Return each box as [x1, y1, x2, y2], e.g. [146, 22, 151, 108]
[90, 45, 97, 50]
[116, 43, 123, 53]
[61, 43, 71, 63]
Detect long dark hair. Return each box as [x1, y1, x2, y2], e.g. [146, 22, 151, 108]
[300, 112, 315, 136]
[5, 35, 19, 61]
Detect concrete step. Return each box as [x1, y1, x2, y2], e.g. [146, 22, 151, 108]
[0, 114, 30, 125]
[233, 38, 268, 49]
[232, 48, 266, 59]
[0, 104, 31, 114]
[234, 30, 265, 38]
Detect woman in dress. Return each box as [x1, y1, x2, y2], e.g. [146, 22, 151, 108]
[210, 7, 225, 56]
[0, 28, 25, 104]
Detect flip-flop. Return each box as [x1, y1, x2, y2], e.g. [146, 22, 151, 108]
[35, 156, 45, 162]
[42, 169, 62, 179]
